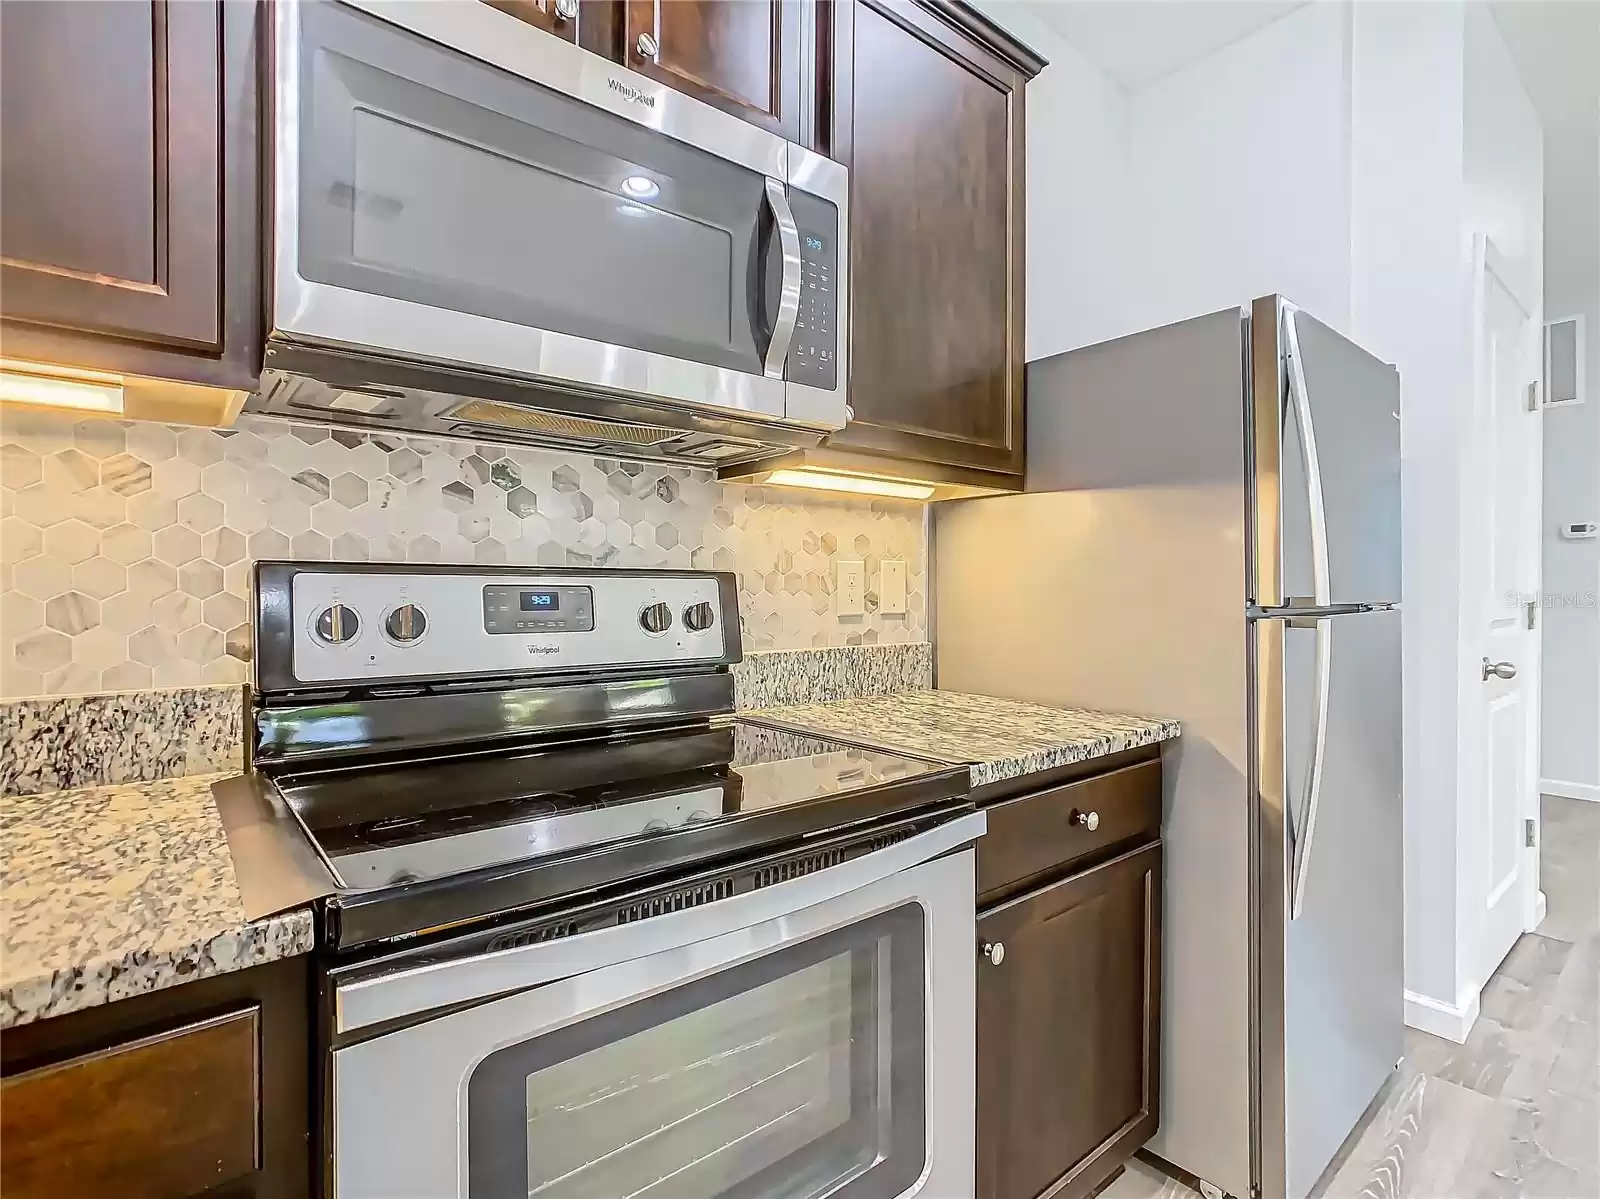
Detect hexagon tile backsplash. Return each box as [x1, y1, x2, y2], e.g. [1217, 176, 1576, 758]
[0, 409, 927, 699]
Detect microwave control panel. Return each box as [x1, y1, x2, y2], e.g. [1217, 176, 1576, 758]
[785, 190, 839, 391]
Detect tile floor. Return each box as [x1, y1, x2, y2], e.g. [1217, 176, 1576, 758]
[1107, 794, 1600, 1199]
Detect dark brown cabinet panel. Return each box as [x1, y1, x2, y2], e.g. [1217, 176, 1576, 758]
[824, 0, 1041, 488]
[1, 956, 310, 1199]
[0, 0, 262, 390]
[978, 842, 1162, 1199]
[480, 0, 580, 41]
[622, 0, 806, 141]
[979, 760, 1163, 905]
[1, 1009, 260, 1199]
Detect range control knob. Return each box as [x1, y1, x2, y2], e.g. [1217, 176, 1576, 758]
[314, 603, 360, 645]
[639, 601, 672, 635]
[683, 601, 716, 633]
[385, 603, 427, 643]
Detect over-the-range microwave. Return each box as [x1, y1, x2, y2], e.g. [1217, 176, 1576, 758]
[247, 0, 848, 467]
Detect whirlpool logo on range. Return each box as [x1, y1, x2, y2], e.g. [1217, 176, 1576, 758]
[526, 644, 561, 656]
[607, 77, 656, 107]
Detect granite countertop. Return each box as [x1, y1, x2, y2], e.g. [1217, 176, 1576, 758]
[751, 689, 1180, 787]
[1, 774, 314, 1029]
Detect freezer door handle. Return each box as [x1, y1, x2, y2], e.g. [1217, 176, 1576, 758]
[1288, 614, 1332, 918]
[1284, 305, 1333, 607]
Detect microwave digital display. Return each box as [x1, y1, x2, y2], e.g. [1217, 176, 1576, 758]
[520, 591, 560, 611]
[804, 234, 825, 253]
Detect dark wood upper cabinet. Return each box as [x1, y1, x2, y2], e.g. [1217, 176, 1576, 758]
[978, 842, 1162, 1199]
[821, 0, 1042, 489]
[480, 0, 581, 41]
[0, 0, 262, 392]
[622, 0, 808, 142]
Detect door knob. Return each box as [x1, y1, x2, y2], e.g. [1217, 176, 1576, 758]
[636, 31, 659, 58]
[979, 940, 1005, 966]
[1482, 658, 1518, 681]
[1072, 810, 1101, 831]
[553, 0, 577, 19]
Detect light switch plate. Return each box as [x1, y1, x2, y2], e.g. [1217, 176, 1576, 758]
[837, 560, 865, 616]
[879, 559, 907, 615]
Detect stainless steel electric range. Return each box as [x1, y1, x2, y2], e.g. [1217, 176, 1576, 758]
[215, 562, 984, 1199]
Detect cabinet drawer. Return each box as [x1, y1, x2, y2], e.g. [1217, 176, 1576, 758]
[1, 1007, 260, 1199]
[978, 759, 1160, 903]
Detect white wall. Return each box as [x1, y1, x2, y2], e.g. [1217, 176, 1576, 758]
[967, 1, 1135, 359]
[1124, 2, 1356, 334]
[1348, 0, 1472, 1015]
[1542, 261, 1600, 795]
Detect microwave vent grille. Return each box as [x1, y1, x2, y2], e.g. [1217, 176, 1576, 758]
[446, 399, 680, 446]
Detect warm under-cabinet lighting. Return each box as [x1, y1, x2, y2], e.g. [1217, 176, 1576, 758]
[0, 359, 124, 415]
[763, 468, 937, 501]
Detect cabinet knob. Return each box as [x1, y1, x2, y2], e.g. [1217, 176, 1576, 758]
[979, 940, 1005, 966]
[636, 31, 659, 58]
[1073, 809, 1101, 831]
[553, 0, 577, 19]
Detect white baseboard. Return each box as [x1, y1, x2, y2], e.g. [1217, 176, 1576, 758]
[1531, 889, 1548, 932]
[1404, 984, 1480, 1044]
[1542, 777, 1600, 803]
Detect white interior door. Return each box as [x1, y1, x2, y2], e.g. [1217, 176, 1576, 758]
[1470, 235, 1543, 989]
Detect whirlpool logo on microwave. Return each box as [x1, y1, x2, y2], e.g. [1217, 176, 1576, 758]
[608, 77, 657, 108]
[526, 644, 560, 656]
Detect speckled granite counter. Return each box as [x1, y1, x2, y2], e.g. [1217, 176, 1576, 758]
[1, 775, 314, 1028]
[751, 689, 1180, 787]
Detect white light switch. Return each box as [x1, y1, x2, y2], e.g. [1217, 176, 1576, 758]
[837, 560, 865, 616]
[879, 560, 907, 615]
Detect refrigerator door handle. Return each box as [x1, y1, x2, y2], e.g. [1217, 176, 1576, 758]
[1284, 305, 1332, 607]
[1288, 614, 1332, 918]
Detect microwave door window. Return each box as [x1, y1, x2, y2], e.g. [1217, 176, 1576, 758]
[468, 905, 928, 1199]
[296, 2, 767, 379]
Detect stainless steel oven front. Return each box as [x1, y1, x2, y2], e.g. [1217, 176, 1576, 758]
[270, 0, 848, 437]
[326, 813, 982, 1199]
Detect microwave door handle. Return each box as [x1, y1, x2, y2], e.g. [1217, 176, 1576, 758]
[763, 178, 802, 380]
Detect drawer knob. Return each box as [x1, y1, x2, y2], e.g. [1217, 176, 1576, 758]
[1073, 809, 1101, 831]
[980, 940, 1006, 966]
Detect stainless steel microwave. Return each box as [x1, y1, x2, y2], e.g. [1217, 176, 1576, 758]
[247, 0, 849, 467]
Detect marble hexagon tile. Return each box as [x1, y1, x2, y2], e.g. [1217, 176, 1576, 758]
[0, 410, 927, 698]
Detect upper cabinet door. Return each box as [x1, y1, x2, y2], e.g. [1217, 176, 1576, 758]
[622, 0, 807, 142]
[0, 0, 262, 390]
[826, 0, 1039, 486]
[479, 0, 581, 42]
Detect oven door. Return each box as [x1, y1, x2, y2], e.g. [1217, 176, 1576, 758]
[274, 0, 845, 428]
[328, 814, 981, 1199]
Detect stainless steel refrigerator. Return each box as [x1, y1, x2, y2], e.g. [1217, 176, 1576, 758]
[935, 296, 1403, 1199]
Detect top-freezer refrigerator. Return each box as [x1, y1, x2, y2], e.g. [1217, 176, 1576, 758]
[935, 296, 1403, 1199]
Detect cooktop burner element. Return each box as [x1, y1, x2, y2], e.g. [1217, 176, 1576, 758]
[236, 563, 971, 949]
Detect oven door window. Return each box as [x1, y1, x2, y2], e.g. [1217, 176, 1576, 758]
[294, 2, 772, 378]
[467, 904, 926, 1199]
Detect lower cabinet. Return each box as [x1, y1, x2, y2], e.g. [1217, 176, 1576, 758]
[977, 841, 1162, 1199]
[0, 955, 310, 1199]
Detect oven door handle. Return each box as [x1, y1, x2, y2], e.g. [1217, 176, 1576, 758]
[762, 177, 802, 380]
[334, 809, 986, 1034]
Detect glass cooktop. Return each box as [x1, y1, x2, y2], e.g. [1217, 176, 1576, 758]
[273, 720, 955, 894]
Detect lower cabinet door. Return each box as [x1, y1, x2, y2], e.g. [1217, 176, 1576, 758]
[977, 842, 1162, 1199]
